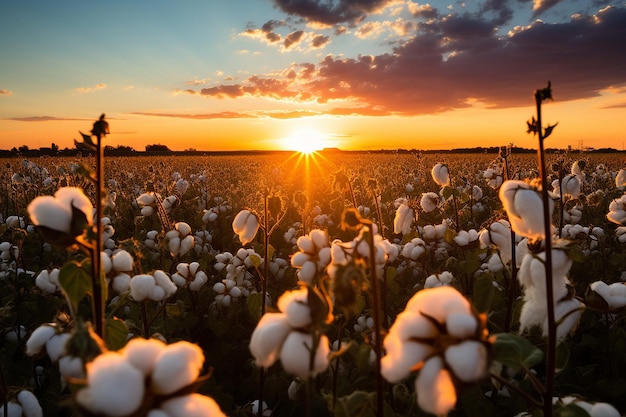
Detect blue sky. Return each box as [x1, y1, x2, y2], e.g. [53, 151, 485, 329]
[1, 0, 625, 151]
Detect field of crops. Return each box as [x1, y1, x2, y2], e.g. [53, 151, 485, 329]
[2, 148, 626, 417]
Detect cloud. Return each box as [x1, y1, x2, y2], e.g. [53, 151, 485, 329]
[241, 19, 285, 44]
[272, 0, 393, 25]
[7, 116, 86, 122]
[311, 34, 331, 48]
[131, 111, 255, 119]
[75, 83, 107, 93]
[284, 30, 305, 49]
[0, 88, 13, 96]
[187, 5, 626, 117]
[532, 0, 566, 17]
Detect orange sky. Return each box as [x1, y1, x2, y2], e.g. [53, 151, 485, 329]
[1, 1, 625, 152]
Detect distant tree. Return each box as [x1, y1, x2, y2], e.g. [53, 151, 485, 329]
[145, 144, 171, 152]
[18, 145, 29, 154]
[51, 142, 59, 154]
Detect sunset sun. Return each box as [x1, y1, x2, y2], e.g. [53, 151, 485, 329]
[281, 127, 326, 154]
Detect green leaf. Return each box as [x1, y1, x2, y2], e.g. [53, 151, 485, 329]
[493, 333, 544, 373]
[459, 259, 481, 274]
[59, 260, 93, 314]
[246, 292, 264, 322]
[442, 186, 454, 199]
[104, 317, 128, 350]
[332, 390, 376, 417]
[474, 274, 496, 312]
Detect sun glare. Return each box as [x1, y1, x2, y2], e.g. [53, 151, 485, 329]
[281, 127, 326, 154]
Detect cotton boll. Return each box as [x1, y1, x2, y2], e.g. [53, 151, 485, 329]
[26, 324, 57, 356]
[151, 341, 204, 395]
[444, 341, 488, 382]
[124, 337, 166, 375]
[112, 273, 131, 294]
[76, 351, 144, 416]
[277, 289, 312, 329]
[446, 313, 478, 338]
[111, 250, 133, 272]
[45, 332, 70, 362]
[381, 336, 433, 382]
[0, 401, 22, 417]
[153, 270, 177, 299]
[589, 402, 621, 417]
[280, 332, 330, 378]
[141, 206, 154, 216]
[249, 313, 291, 368]
[59, 355, 84, 379]
[160, 394, 226, 417]
[415, 357, 456, 416]
[16, 390, 42, 417]
[130, 274, 156, 301]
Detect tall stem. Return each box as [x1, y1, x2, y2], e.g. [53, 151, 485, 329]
[92, 133, 105, 338]
[363, 221, 384, 416]
[535, 89, 556, 417]
[257, 195, 270, 417]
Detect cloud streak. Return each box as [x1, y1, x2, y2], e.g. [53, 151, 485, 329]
[0, 88, 13, 96]
[75, 83, 107, 93]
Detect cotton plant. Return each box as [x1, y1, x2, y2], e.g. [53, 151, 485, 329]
[129, 270, 177, 302]
[381, 285, 492, 416]
[193, 229, 213, 255]
[35, 268, 61, 294]
[551, 174, 581, 198]
[75, 337, 226, 417]
[606, 194, 626, 225]
[483, 164, 504, 189]
[289, 229, 331, 284]
[249, 286, 332, 379]
[479, 219, 515, 269]
[211, 248, 261, 309]
[393, 202, 414, 235]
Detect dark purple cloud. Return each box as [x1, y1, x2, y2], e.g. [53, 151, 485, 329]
[272, 0, 392, 25]
[194, 5, 626, 116]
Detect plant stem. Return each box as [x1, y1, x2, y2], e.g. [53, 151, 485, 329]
[92, 132, 105, 338]
[535, 87, 556, 417]
[363, 220, 384, 417]
[257, 195, 270, 417]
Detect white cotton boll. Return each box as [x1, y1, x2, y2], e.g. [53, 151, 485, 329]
[160, 394, 226, 417]
[229, 286, 242, 298]
[141, 206, 154, 216]
[76, 352, 144, 416]
[130, 274, 156, 301]
[45, 332, 70, 362]
[26, 324, 56, 356]
[59, 355, 84, 379]
[168, 236, 181, 256]
[137, 193, 156, 206]
[318, 247, 331, 266]
[381, 336, 433, 382]
[124, 337, 166, 375]
[420, 192, 439, 213]
[298, 261, 317, 284]
[0, 402, 22, 417]
[112, 250, 133, 272]
[424, 275, 443, 288]
[431, 163, 450, 187]
[405, 286, 472, 323]
[590, 281, 611, 300]
[446, 313, 478, 338]
[189, 273, 208, 291]
[616, 169, 626, 190]
[291, 252, 309, 268]
[310, 229, 328, 250]
[172, 273, 186, 287]
[179, 235, 194, 256]
[16, 390, 42, 417]
[249, 313, 291, 367]
[297, 236, 315, 254]
[212, 282, 226, 294]
[220, 294, 232, 307]
[445, 341, 488, 382]
[27, 195, 72, 233]
[35, 270, 58, 294]
[175, 222, 191, 236]
[112, 273, 131, 294]
[548, 298, 584, 340]
[589, 402, 621, 417]
[415, 356, 456, 416]
[393, 203, 413, 235]
[153, 270, 177, 299]
[487, 253, 505, 272]
[277, 289, 312, 329]
[151, 341, 204, 395]
[280, 332, 330, 378]
[453, 230, 469, 246]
